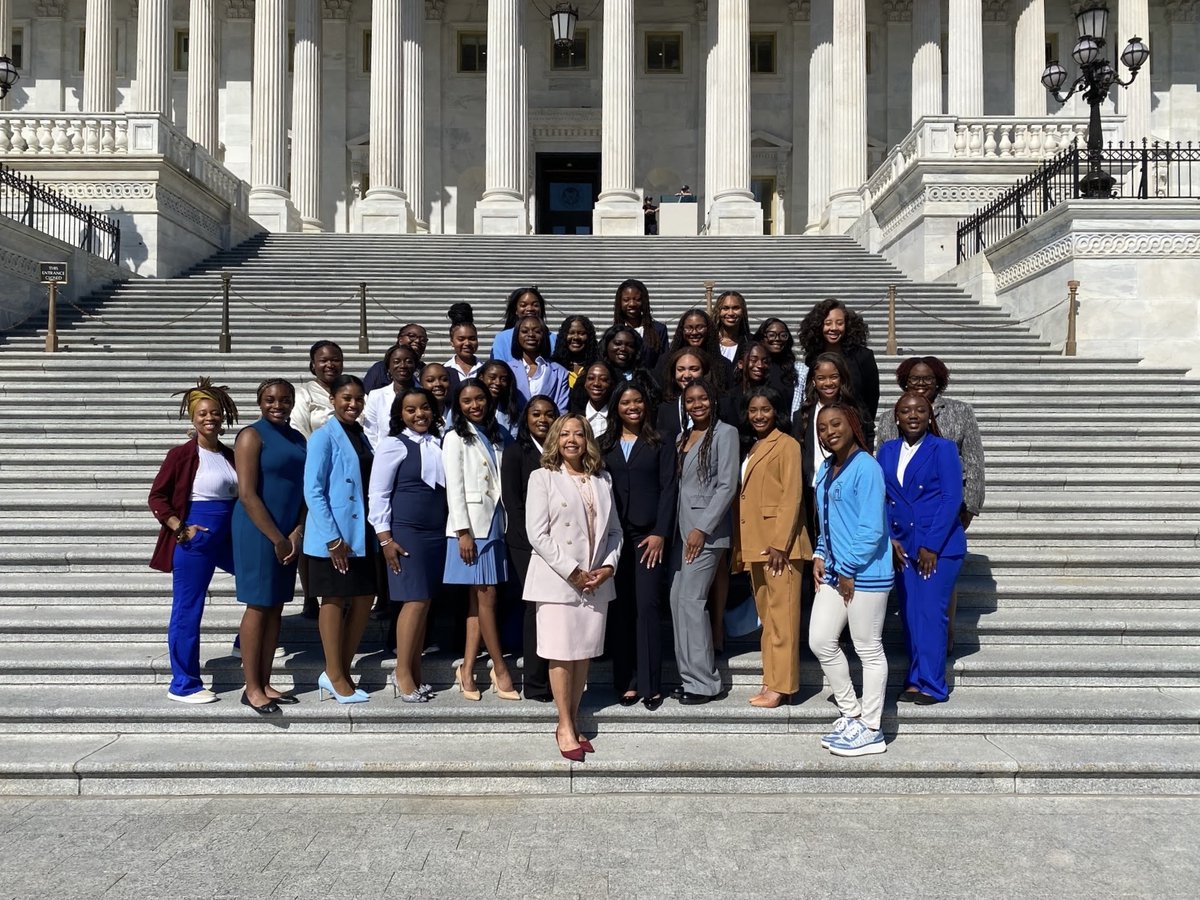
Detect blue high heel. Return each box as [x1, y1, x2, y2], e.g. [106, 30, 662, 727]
[317, 671, 368, 704]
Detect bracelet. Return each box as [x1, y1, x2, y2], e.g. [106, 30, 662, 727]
[379, 538, 393, 547]
[327, 538, 344, 551]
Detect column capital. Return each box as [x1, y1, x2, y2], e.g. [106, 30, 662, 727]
[425, 0, 446, 20]
[788, 1, 811, 22]
[35, 1, 66, 16]
[225, 0, 254, 20]
[883, 0, 912, 22]
[982, 0, 1009, 22]
[323, 0, 351, 19]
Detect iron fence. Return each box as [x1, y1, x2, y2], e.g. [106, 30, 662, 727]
[0, 163, 121, 264]
[956, 139, 1200, 263]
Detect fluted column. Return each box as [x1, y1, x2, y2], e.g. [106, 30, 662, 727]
[186, 0, 218, 153]
[912, 0, 942, 123]
[0, 0, 9, 111]
[832, 0, 867, 194]
[248, 0, 299, 232]
[402, 0, 426, 229]
[593, 0, 641, 234]
[1012, 0, 1045, 116]
[292, 0, 323, 231]
[474, 0, 527, 234]
[807, 0, 833, 231]
[356, 0, 412, 232]
[708, 0, 762, 234]
[83, 0, 115, 112]
[134, 0, 170, 115]
[1119, 0, 1151, 140]
[948, 0, 984, 116]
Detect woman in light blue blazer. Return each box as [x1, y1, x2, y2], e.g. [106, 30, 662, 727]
[878, 391, 966, 705]
[303, 374, 377, 704]
[504, 316, 571, 415]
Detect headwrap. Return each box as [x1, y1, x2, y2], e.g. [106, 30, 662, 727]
[174, 377, 239, 424]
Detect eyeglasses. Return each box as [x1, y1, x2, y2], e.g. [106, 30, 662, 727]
[683, 326, 707, 335]
[906, 376, 936, 386]
[762, 330, 788, 340]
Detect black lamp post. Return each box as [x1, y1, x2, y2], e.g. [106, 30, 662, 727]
[1041, 2, 1149, 197]
[0, 55, 19, 99]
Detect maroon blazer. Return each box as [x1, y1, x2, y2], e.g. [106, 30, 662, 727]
[147, 438, 235, 572]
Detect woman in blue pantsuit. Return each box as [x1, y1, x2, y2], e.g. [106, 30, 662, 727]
[878, 391, 966, 705]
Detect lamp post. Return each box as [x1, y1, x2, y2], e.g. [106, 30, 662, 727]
[1040, 2, 1149, 198]
[550, 4, 579, 49]
[0, 55, 19, 99]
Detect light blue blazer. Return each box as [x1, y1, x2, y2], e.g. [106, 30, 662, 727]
[878, 434, 966, 560]
[303, 422, 373, 558]
[504, 357, 571, 414]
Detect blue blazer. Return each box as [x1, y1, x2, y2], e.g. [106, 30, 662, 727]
[878, 435, 966, 559]
[303, 422, 373, 558]
[504, 357, 571, 414]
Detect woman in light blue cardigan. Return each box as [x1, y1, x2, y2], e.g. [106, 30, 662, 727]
[303, 374, 377, 704]
[809, 401, 893, 758]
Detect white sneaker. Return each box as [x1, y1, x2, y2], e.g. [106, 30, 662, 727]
[820, 716, 854, 749]
[167, 688, 218, 704]
[828, 720, 887, 757]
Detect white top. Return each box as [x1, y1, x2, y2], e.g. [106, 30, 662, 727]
[584, 402, 608, 440]
[191, 447, 238, 501]
[719, 343, 739, 362]
[810, 401, 831, 487]
[897, 435, 925, 486]
[289, 380, 333, 438]
[362, 384, 401, 450]
[527, 356, 551, 397]
[367, 431, 446, 531]
[444, 355, 483, 379]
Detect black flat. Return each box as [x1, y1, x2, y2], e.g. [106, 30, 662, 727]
[912, 692, 944, 705]
[669, 686, 685, 701]
[678, 691, 716, 705]
[642, 695, 664, 711]
[241, 691, 281, 715]
[268, 694, 300, 705]
[525, 693, 554, 703]
[617, 694, 641, 707]
[896, 690, 919, 703]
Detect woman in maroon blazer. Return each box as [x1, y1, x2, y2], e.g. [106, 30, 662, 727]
[148, 379, 240, 704]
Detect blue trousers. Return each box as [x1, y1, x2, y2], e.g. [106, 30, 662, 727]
[896, 554, 963, 701]
[169, 499, 235, 696]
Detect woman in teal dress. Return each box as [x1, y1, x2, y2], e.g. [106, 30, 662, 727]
[232, 379, 308, 714]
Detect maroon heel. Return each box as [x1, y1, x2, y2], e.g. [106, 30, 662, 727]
[559, 746, 585, 762]
[577, 738, 594, 754]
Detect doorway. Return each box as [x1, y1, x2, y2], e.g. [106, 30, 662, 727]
[535, 153, 601, 234]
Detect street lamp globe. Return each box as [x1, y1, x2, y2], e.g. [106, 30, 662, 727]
[1121, 37, 1150, 72]
[1072, 35, 1101, 67]
[0, 55, 19, 99]
[1041, 61, 1069, 92]
[1075, 2, 1109, 41]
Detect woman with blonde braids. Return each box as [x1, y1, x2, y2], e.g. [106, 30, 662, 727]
[148, 378, 240, 703]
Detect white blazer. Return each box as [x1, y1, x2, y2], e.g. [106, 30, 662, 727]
[524, 467, 623, 605]
[441, 427, 504, 538]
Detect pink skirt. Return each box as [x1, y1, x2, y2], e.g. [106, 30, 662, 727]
[535, 597, 609, 661]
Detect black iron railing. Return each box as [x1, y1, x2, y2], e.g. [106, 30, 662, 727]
[0, 163, 121, 264]
[956, 139, 1200, 263]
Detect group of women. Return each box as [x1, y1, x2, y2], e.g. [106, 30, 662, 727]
[148, 280, 985, 760]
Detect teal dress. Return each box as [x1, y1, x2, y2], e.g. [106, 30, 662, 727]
[231, 417, 308, 606]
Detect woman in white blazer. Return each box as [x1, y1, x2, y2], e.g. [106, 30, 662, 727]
[441, 377, 517, 701]
[525, 414, 623, 761]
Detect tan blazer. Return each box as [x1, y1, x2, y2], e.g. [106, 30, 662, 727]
[523, 467, 623, 605]
[734, 428, 812, 570]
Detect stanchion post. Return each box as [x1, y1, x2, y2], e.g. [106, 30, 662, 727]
[1064, 280, 1079, 357]
[218, 272, 232, 353]
[358, 282, 369, 354]
[45, 283, 59, 353]
[704, 280, 716, 318]
[886, 284, 897, 356]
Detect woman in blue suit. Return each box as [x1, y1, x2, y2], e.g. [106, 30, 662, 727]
[877, 391, 966, 705]
[303, 374, 378, 704]
[504, 316, 571, 415]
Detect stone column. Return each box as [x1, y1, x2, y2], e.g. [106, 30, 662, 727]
[291, 0, 323, 231]
[475, 0, 527, 234]
[186, 0, 218, 153]
[593, 0, 641, 234]
[248, 0, 299, 232]
[948, 0, 984, 116]
[32, 2, 65, 112]
[134, 0, 171, 115]
[1012, 0, 1045, 117]
[703, 4, 718, 214]
[1118, 0, 1150, 140]
[82, 0, 115, 112]
[321, 0, 350, 232]
[358, 0, 412, 232]
[829, 0, 866, 232]
[402, 0, 426, 230]
[912, 0, 942, 124]
[0, 0, 9, 111]
[806, 0, 833, 231]
[708, 0, 762, 234]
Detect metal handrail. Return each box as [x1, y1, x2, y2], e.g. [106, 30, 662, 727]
[0, 162, 121, 263]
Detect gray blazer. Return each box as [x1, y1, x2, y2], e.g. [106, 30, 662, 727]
[675, 420, 740, 549]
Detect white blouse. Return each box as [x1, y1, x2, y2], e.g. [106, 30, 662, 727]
[289, 380, 333, 438]
[191, 447, 238, 501]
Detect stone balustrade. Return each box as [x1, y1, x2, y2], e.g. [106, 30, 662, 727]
[0, 113, 248, 214]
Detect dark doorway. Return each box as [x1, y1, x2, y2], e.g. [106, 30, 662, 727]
[535, 152, 601, 234]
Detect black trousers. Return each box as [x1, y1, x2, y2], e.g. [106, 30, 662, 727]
[609, 529, 664, 698]
[508, 546, 551, 699]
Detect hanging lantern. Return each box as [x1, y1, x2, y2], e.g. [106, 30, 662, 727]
[1075, 2, 1109, 41]
[551, 4, 579, 49]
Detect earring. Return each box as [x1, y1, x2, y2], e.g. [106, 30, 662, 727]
[186, 426, 197, 438]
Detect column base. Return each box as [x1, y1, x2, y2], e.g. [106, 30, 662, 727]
[247, 188, 300, 233]
[827, 189, 866, 235]
[474, 195, 528, 235]
[355, 189, 415, 234]
[707, 193, 764, 236]
[592, 194, 643, 236]
[300, 217, 325, 234]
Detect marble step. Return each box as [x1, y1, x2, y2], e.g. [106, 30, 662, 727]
[6, 731, 1199, 796]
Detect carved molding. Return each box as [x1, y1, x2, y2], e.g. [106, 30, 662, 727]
[880, 189, 927, 242]
[323, 0, 352, 19]
[158, 187, 224, 241]
[883, 0, 912, 22]
[695, 1, 707, 22]
[425, 0, 446, 20]
[1166, 0, 1198, 22]
[531, 108, 602, 143]
[982, 0, 1009, 22]
[995, 231, 1200, 290]
[926, 184, 1012, 204]
[225, 0, 254, 20]
[44, 182, 156, 201]
[35, 1, 66, 16]
[0, 248, 39, 280]
[788, 0, 810, 22]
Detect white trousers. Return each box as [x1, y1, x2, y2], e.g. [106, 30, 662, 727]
[808, 582, 889, 731]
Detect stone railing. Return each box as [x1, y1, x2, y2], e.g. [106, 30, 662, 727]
[864, 115, 1125, 204]
[0, 113, 249, 214]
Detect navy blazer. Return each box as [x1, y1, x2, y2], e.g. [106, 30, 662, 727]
[878, 435, 966, 559]
[603, 434, 677, 539]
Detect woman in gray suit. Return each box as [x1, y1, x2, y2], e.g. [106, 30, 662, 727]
[669, 379, 740, 704]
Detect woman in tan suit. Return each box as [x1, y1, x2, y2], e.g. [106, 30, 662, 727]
[524, 414, 623, 761]
[735, 386, 812, 709]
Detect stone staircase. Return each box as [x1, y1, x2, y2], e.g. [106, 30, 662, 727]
[1, 234, 1198, 797]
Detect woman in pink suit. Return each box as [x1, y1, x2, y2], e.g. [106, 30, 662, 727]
[524, 414, 623, 761]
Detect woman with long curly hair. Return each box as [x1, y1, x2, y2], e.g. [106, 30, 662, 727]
[797, 298, 880, 425]
[612, 279, 669, 370]
[551, 315, 598, 388]
[753, 317, 808, 415]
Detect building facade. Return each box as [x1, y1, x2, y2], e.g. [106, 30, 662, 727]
[0, 0, 1195, 237]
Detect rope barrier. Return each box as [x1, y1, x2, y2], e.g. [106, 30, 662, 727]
[61, 289, 222, 330]
[229, 289, 359, 318]
[894, 294, 1069, 330]
[368, 291, 407, 323]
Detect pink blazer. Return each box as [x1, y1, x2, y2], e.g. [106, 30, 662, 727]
[523, 467, 623, 605]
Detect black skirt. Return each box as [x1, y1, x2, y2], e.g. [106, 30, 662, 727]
[304, 550, 379, 599]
